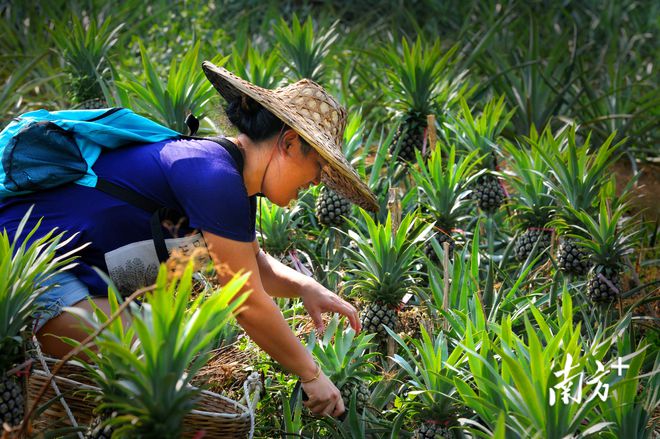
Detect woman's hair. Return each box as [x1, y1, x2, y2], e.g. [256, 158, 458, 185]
[225, 95, 312, 154]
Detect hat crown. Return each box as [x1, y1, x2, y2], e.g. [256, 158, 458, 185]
[277, 80, 346, 152]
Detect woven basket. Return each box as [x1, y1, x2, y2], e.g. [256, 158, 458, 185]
[27, 357, 262, 438]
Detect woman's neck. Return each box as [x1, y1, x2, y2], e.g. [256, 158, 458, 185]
[230, 134, 272, 196]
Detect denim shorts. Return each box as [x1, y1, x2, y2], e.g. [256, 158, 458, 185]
[32, 271, 90, 333]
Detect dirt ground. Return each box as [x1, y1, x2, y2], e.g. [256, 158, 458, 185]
[611, 159, 660, 222]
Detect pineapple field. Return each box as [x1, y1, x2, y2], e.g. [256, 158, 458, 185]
[1, 0, 659, 438]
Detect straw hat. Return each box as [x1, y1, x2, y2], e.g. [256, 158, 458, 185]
[202, 61, 378, 212]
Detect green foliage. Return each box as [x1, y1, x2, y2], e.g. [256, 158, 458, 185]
[256, 199, 301, 257]
[411, 144, 481, 229]
[51, 14, 123, 104]
[381, 37, 459, 117]
[312, 316, 378, 386]
[568, 193, 640, 267]
[386, 325, 465, 421]
[66, 263, 249, 438]
[117, 40, 228, 133]
[0, 207, 80, 370]
[503, 128, 556, 228]
[272, 14, 338, 84]
[447, 96, 515, 169]
[344, 210, 432, 305]
[229, 42, 285, 89]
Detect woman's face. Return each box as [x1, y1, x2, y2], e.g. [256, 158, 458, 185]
[262, 133, 326, 207]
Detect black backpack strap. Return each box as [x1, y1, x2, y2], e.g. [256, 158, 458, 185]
[95, 178, 171, 262]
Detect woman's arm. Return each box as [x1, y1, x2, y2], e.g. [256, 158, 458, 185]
[203, 231, 344, 417]
[253, 240, 360, 333]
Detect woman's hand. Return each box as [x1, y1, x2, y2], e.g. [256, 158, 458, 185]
[300, 282, 360, 334]
[301, 370, 345, 417]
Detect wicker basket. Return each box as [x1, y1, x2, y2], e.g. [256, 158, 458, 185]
[27, 357, 262, 438]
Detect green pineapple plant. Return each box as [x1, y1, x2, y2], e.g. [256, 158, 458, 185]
[117, 40, 227, 134]
[257, 199, 312, 273]
[345, 210, 432, 343]
[568, 193, 639, 303]
[447, 97, 515, 214]
[502, 130, 556, 263]
[229, 41, 285, 89]
[386, 326, 465, 438]
[536, 127, 624, 276]
[272, 14, 338, 84]
[312, 316, 378, 413]
[68, 262, 249, 438]
[382, 37, 457, 162]
[52, 15, 123, 109]
[0, 208, 78, 428]
[411, 144, 480, 262]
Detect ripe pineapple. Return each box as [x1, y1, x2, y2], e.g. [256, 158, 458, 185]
[503, 135, 556, 262]
[382, 37, 457, 162]
[569, 195, 639, 303]
[312, 317, 377, 413]
[52, 16, 120, 108]
[345, 211, 431, 343]
[0, 208, 77, 428]
[448, 97, 514, 214]
[315, 187, 352, 227]
[535, 127, 623, 276]
[411, 145, 480, 263]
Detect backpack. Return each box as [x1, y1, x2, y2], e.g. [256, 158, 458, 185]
[0, 107, 244, 262]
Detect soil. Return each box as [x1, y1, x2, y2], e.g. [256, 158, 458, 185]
[610, 159, 660, 222]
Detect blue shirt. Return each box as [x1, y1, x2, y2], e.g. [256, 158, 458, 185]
[0, 138, 256, 295]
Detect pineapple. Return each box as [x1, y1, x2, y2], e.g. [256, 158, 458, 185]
[315, 186, 352, 227]
[411, 144, 480, 263]
[0, 208, 77, 428]
[314, 111, 367, 228]
[536, 127, 623, 276]
[388, 326, 464, 439]
[569, 194, 639, 303]
[503, 131, 556, 262]
[273, 14, 338, 84]
[70, 263, 249, 439]
[52, 15, 121, 108]
[312, 316, 377, 413]
[345, 211, 431, 343]
[382, 37, 457, 162]
[448, 97, 514, 214]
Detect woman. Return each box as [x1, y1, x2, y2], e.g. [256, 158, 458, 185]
[0, 62, 378, 418]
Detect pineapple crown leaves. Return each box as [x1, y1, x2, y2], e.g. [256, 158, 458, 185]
[343, 210, 433, 305]
[229, 42, 285, 90]
[52, 14, 123, 101]
[385, 325, 464, 416]
[446, 96, 515, 169]
[257, 200, 301, 256]
[272, 14, 339, 84]
[502, 134, 556, 229]
[381, 36, 458, 116]
[0, 207, 82, 370]
[311, 316, 378, 385]
[117, 40, 228, 133]
[411, 144, 481, 229]
[66, 262, 250, 438]
[566, 194, 640, 267]
[534, 125, 625, 222]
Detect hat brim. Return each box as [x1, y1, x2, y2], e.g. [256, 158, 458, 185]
[202, 61, 378, 212]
